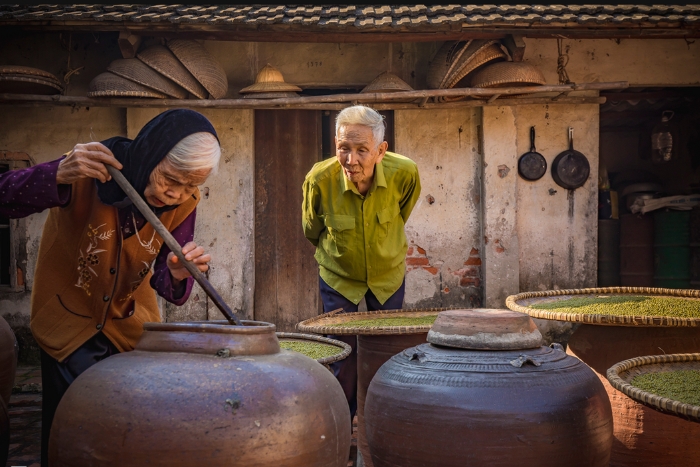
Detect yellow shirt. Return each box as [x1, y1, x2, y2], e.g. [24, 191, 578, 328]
[302, 152, 421, 304]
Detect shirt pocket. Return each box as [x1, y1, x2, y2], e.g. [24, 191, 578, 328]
[377, 204, 400, 240]
[324, 214, 355, 255]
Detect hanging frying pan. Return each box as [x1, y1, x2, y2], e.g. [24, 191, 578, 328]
[518, 126, 547, 181]
[551, 127, 590, 190]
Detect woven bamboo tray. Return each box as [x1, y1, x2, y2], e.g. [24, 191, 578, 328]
[607, 353, 700, 423]
[276, 332, 351, 366]
[297, 307, 457, 336]
[506, 287, 700, 327]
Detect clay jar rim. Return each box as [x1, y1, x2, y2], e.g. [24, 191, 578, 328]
[143, 319, 275, 335]
[428, 309, 543, 350]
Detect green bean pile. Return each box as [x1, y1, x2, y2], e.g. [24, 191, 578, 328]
[632, 370, 700, 406]
[279, 340, 340, 360]
[325, 315, 438, 328]
[530, 296, 700, 318]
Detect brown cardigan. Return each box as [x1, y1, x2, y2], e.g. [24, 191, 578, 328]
[30, 176, 199, 362]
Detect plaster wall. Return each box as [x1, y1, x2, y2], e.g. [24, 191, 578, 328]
[126, 108, 255, 323]
[395, 108, 483, 309]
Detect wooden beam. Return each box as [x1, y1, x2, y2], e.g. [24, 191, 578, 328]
[117, 30, 142, 59]
[0, 93, 605, 110]
[502, 34, 526, 62]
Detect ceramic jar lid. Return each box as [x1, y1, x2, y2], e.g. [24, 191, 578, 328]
[427, 309, 543, 350]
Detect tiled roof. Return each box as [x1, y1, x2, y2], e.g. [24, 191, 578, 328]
[0, 5, 699, 29]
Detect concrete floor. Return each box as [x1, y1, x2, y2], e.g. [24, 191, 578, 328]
[5, 366, 357, 467]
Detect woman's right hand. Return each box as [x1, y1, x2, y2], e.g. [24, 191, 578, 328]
[56, 142, 123, 185]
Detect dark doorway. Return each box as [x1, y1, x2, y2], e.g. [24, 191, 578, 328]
[254, 110, 322, 330]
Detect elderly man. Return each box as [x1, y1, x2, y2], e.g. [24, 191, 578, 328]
[302, 105, 421, 417]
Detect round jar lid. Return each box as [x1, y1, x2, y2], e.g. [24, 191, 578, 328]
[427, 309, 543, 350]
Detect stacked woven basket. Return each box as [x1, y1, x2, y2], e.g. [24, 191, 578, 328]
[0, 65, 63, 95]
[89, 39, 228, 99]
[427, 39, 546, 102]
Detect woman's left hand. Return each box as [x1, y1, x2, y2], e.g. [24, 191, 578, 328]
[167, 241, 211, 282]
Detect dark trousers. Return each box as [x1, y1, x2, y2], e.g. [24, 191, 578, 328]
[40, 332, 119, 467]
[319, 277, 406, 421]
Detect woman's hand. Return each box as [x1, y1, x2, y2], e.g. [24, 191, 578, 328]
[167, 241, 211, 282]
[56, 142, 123, 185]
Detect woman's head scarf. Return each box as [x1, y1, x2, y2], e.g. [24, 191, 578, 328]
[98, 109, 218, 213]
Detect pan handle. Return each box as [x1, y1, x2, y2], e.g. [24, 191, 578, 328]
[530, 126, 536, 152]
[568, 127, 574, 150]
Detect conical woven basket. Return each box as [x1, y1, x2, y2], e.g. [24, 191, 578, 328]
[0, 75, 63, 95]
[88, 72, 167, 98]
[443, 40, 506, 90]
[0, 65, 62, 86]
[361, 71, 413, 93]
[167, 39, 228, 99]
[240, 64, 302, 93]
[137, 45, 208, 99]
[426, 40, 472, 90]
[607, 353, 700, 423]
[506, 287, 700, 327]
[276, 332, 351, 366]
[107, 58, 187, 99]
[297, 307, 459, 336]
[471, 61, 546, 89]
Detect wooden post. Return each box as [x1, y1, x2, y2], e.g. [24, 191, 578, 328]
[503, 34, 526, 62]
[118, 31, 142, 59]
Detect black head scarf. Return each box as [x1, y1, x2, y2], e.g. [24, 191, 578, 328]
[98, 109, 218, 214]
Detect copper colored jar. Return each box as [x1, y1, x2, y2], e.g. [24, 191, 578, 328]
[365, 309, 613, 467]
[50, 321, 350, 467]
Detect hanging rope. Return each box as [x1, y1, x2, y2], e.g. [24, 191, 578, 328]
[63, 34, 84, 86]
[557, 38, 571, 85]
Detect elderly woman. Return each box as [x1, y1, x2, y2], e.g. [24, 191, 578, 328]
[0, 109, 219, 466]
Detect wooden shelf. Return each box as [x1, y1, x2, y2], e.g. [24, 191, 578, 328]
[0, 81, 627, 110]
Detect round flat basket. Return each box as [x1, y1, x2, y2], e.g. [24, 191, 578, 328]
[607, 353, 700, 423]
[167, 39, 228, 99]
[276, 332, 351, 366]
[443, 41, 507, 90]
[0, 75, 62, 95]
[107, 58, 187, 99]
[297, 307, 457, 336]
[0, 65, 62, 86]
[137, 45, 208, 99]
[88, 72, 168, 98]
[506, 287, 700, 327]
[470, 61, 546, 89]
[426, 40, 472, 90]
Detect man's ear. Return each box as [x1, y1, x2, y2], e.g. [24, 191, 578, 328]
[376, 141, 388, 163]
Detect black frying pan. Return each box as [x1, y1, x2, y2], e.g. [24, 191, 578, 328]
[551, 127, 590, 190]
[518, 126, 547, 181]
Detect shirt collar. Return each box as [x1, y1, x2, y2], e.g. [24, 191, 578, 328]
[339, 159, 387, 194]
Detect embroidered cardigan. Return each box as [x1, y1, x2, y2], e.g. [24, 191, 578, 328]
[30, 175, 199, 362]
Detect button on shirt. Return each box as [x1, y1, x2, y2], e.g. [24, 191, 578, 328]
[302, 152, 421, 305]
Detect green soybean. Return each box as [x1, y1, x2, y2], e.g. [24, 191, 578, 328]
[529, 296, 700, 318]
[325, 315, 438, 328]
[279, 340, 340, 360]
[632, 370, 700, 406]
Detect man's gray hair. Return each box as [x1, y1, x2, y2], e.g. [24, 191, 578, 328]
[336, 105, 385, 147]
[166, 132, 221, 176]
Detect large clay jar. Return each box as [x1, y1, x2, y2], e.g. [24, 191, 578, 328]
[365, 309, 613, 467]
[50, 320, 350, 467]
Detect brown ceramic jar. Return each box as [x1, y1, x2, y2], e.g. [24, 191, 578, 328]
[49, 320, 351, 467]
[365, 309, 613, 467]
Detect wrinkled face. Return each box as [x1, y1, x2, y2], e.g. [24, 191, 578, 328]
[335, 124, 387, 187]
[143, 157, 210, 208]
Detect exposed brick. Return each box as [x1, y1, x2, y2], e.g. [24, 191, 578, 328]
[443, 287, 450, 293]
[469, 247, 479, 255]
[423, 266, 438, 275]
[406, 257, 429, 266]
[464, 257, 482, 266]
[407, 246, 414, 256]
[416, 246, 426, 255]
[460, 277, 481, 287]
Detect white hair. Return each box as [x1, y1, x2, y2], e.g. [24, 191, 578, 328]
[166, 132, 221, 176]
[335, 105, 385, 147]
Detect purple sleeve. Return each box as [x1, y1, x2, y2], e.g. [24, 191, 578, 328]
[0, 158, 71, 218]
[150, 208, 197, 305]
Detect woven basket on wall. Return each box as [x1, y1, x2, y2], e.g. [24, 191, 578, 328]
[88, 72, 168, 98]
[240, 64, 302, 94]
[0, 75, 63, 95]
[442, 40, 506, 89]
[242, 91, 299, 99]
[0, 65, 62, 87]
[361, 71, 414, 93]
[137, 45, 208, 99]
[107, 58, 188, 99]
[426, 40, 472, 90]
[470, 61, 547, 89]
[607, 353, 700, 423]
[276, 332, 351, 366]
[167, 39, 228, 99]
[297, 307, 459, 336]
[506, 287, 700, 327]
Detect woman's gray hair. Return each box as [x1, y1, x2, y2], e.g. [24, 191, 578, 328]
[336, 105, 385, 147]
[166, 132, 221, 176]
